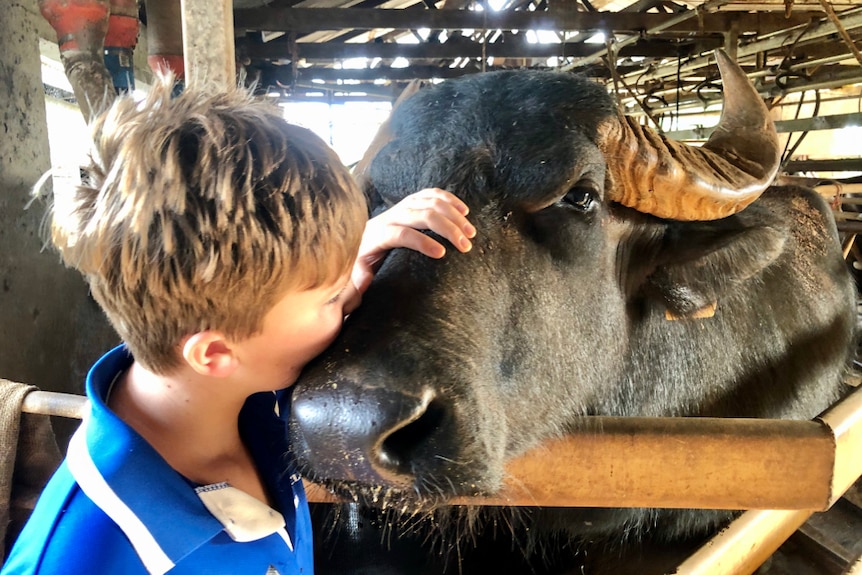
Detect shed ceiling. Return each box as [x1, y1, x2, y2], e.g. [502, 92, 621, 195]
[223, 0, 862, 112]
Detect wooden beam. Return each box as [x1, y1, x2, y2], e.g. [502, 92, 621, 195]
[234, 7, 818, 34]
[284, 64, 622, 83]
[181, 0, 235, 88]
[240, 37, 718, 60]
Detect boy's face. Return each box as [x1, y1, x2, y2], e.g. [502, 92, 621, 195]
[231, 272, 353, 392]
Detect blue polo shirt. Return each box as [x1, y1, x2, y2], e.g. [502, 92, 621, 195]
[2, 346, 313, 575]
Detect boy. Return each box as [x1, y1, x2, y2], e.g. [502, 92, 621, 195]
[2, 79, 475, 575]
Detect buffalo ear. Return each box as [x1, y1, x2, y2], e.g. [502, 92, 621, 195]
[645, 211, 787, 318]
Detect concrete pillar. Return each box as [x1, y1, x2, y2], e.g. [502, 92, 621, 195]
[0, 1, 117, 426]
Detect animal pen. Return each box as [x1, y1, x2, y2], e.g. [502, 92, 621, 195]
[3, 0, 862, 574]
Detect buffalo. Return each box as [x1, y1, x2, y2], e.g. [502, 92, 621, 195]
[288, 51, 857, 573]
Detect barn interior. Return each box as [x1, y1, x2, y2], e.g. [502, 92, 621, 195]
[2, 0, 862, 573]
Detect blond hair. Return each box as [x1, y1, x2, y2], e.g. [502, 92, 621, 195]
[50, 78, 367, 373]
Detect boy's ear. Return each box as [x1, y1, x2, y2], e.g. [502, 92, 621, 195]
[181, 331, 238, 378]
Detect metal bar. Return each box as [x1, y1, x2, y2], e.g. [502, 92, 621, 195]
[626, 67, 862, 118]
[820, 376, 862, 505]
[25, 386, 862, 512]
[786, 158, 862, 172]
[672, 509, 815, 575]
[673, 383, 862, 575]
[241, 37, 686, 60]
[561, 0, 732, 71]
[463, 417, 835, 510]
[664, 112, 862, 141]
[836, 221, 862, 232]
[817, 0, 862, 66]
[845, 555, 862, 575]
[306, 386, 862, 510]
[21, 390, 88, 420]
[624, 6, 862, 84]
[181, 0, 235, 89]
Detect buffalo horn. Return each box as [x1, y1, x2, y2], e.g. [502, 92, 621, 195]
[599, 49, 780, 221]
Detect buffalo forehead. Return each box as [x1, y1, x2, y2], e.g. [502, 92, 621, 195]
[369, 70, 617, 206]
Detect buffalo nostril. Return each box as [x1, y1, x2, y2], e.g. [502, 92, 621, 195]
[377, 395, 447, 474]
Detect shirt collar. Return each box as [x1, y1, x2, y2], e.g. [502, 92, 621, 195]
[66, 345, 294, 574]
[195, 482, 289, 546]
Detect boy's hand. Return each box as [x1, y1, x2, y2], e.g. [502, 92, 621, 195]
[348, 188, 476, 308]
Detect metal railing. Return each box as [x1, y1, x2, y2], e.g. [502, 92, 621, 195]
[17, 384, 862, 575]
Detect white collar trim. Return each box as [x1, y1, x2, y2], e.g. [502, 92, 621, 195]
[66, 418, 176, 575]
[195, 482, 291, 549]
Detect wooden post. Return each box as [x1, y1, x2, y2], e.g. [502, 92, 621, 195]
[180, 0, 235, 89]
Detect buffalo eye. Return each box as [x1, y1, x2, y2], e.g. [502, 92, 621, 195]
[560, 181, 599, 213]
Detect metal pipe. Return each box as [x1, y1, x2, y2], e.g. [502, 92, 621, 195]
[663, 112, 862, 141]
[674, 382, 862, 575]
[817, 0, 862, 66]
[37, 0, 115, 122]
[561, 0, 732, 71]
[844, 555, 862, 575]
[748, 51, 862, 79]
[23, 384, 862, 514]
[672, 509, 815, 575]
[625, 68, 862, 118]
[308, 385, 862, 511]
[619, 54, 860, 105]
[21, 390, 88, 420]
[144, 0, 185, 78]
[623, 87, 862, 126]
[624, 6, 862, 84]
[820, 375, 862, 504]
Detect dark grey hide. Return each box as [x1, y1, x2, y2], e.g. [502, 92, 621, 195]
[289, 70, 857, 573]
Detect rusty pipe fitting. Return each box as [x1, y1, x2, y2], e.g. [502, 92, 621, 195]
[38, 0, 115, 121]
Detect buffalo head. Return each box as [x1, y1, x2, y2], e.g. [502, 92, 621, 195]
[288, 50, 855, 543]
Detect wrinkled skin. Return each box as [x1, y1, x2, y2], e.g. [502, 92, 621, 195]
[289, 70, 857, 573]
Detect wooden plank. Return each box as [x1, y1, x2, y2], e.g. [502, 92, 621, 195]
[234, 7, 817, 34]
[241, 37, 715, 61]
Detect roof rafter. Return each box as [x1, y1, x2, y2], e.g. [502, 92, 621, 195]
[239, 36, 720, 60]
[234, 7, 817, 34]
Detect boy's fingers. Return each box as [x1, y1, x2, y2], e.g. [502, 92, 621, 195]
[422, 211, 473, 253]
[418, 188, 470, 216]
[388, 199, 475, 245]
[404, 188, 470, 218]
[387, 227, 446, 258]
